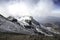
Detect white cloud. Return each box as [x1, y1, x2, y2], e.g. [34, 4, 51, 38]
[7, 2, 31, 17]
[0, 0, 60, 22]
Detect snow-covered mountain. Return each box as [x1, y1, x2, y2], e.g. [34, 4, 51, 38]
[0, 14, 60, 36]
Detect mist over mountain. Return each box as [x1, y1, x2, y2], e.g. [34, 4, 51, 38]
[0, 0, 60, 22]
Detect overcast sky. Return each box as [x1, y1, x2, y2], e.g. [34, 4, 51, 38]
[0, 0, 60, 22]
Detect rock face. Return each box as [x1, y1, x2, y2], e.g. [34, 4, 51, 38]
[0, 14, 60, 36]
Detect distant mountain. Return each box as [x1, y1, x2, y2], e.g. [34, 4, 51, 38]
[39, 16, 60, 24]
[45, 16, 60, 22]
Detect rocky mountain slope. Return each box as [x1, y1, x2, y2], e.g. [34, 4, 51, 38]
[0, 14, 60, 36]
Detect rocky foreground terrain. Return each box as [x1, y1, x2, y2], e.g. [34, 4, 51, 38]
[0, 32, 60, 40]
[0, 14, 60, 40]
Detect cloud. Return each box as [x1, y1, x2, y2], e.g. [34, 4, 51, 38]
[0, 0, 60, 23]
[30, 0, 54, 21]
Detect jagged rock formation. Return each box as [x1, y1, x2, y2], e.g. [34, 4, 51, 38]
[0, 14, 60, 36]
